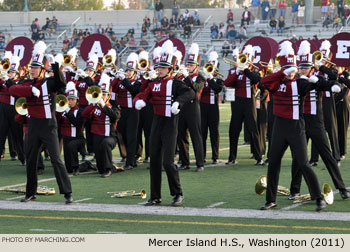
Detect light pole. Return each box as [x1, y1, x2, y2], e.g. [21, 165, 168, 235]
[23, 0, 29, 12]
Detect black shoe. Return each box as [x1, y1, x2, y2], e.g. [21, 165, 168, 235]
[340, 190, 350, 200]
[255, 160, 265, 166]
[172, 195, 184, 206]
[123, 165, 133, 171]
[288, 193, 300, 200]
[243, 141, 250, 145]
[120, 157, 126, 162]
[309, 161, 318, 167]
[73, 169, 80, 176]
[260, 202, 277, 210]
[101, 170, 112, 178]
[178, 164, 190, 170]
[195, 166, 204, 172]
[20, 195, 36, 202]
[64, 193, 73, 204]
[212, 159, 217, 164]
[340, 155, 345, 160]
[44, 156, 50, 161]
[225, 160, 238, 165]
[264, 159, 269, 165]
[20, 160, 26, 166]
[143, 158, 149, 163]
[316, 199, 326, 212]
[145, 198, 162, 206]
[37, 169, 44, 175]
[11, 156, 17, 161]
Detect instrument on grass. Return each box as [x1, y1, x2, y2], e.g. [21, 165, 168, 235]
[293, 183, 334, 205]
[107, 189, 147, 199]
[255, 175, 290, 196]
[0, 185, 56, 195]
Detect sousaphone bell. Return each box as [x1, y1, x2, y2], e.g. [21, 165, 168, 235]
[56, 94, 69, 112]
[86, 86, 102, 104]
[15, 97, 28, 115]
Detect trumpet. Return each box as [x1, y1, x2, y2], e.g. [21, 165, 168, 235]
[103, 54, 115, 66]
[293, 183, 334, 205]
[202, 63, 224, 78]
[0, 59, 10, 71]
[138, 59, 149, 71]
[15, 97, 28, 115]
[56, 94, 68, 112]
[223, 58, 237, 66]
[0, 185, 56, 195]
[237, 54, 259, 70]
[255, 175, 290, 196]
[63, 54, 73, 66]
[86, 86, 102, 104]
[107, 189, 147, 199]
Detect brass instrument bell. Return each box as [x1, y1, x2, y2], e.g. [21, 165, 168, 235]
[56, 94, 69, 112]
[86, 86, 102, 104]
[15, 97, 28, 115]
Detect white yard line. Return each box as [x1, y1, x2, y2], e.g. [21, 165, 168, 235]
[207, 202, 227, 208]
[96, 231, 125, 234]
[30, 229, 57, 232]
[73, 198, 93, 203]
[6, 196, 24, 201]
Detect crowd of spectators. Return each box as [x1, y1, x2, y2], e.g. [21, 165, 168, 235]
[30, 17, 58, 43]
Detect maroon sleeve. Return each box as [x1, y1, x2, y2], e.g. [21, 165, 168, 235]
[133, 83, 152, 105]
[111, 78, 119, 93]
[9, 83, 32, 98]
[140, 77, 150, 92]
[261, 70, 285, 93]
[15, 114, 26, 125]
[81, 104, 95, 120]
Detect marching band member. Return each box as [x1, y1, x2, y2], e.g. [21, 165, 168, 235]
[200, 51, 223, 164]
[259, 41, 326, 212]
[133, 40, 195, 206]
[224, 45, 264, 165]
[177, 43, 205, 171]
[57, 82, 86, 175]
[310, 40, 341, 165]
[0, 54, 25, 165]
[9, 41, 73, 204]
[288, 40, 349, 200]
[82, 73, 119, 177]
[112, 52, 141, 170]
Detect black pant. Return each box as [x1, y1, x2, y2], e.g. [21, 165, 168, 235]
[312, 97, 341, 162]
[150, 115, 182, 199]
[266, 117, 322, 203]
[24, 134, 44, 170]
[136, 102, 153, 159]
[63, 136, 85, 173]
[200, 102, 220, 161]
[257, 101, 268, 155]
[93, 134, 117, 174]
[0, 103, 25, 163]
[25, 118, 72, 196]
[228, 97, 262, 161]
[177, 101, 204, 167]
[117, 108, 139, 166]
[80, 105, 93, 154]
[290, 114, 346, 194]
[336, 97, 349, 156]
[266, 99, 275, 161]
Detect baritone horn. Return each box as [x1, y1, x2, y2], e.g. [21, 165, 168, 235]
[15, 97, 28, 115]
[138, 58, 149, 71]
[255, 175, 290, 196]
[63, 54, 72, 66]
[293, 183, 334, 205]
[56, 94, 68, 112]
[0, 59, 10, 71]
[223, 58, 237, 66]
[86, 86, 102, 104]
[103, 54, 114, 66]
[107, 189, 147, 199]
[203, 63, 224, 78]
[237, 54, 259, 70]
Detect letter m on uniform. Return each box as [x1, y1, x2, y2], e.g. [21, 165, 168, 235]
[152, 84, 161, 92]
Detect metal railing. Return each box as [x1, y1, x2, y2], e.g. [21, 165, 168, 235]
[55, 17, 81, 45]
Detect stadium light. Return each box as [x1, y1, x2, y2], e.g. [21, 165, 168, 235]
[23, 0, 29, 12]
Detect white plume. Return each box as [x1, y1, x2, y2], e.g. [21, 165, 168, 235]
[174, 50, 183, 63]
[320, 40, 331, 51]
[279, 41, 294, 56]
[54, 53, 64, 66]
[153, 47, 162, 59]
[67, 47, 78, 61]
[138, 50, 149, 61]
[126, 52, 139, 63]
[32, 41, 47, 56]
[297, 40, 311, 56]
[3, 51, 12, 60]
[161, 40, 174, 55]
[65, 81, 76, 93]
[188, 43, 199, 55]
[208, 51, 219, 62]
[107, 48, 117, 62]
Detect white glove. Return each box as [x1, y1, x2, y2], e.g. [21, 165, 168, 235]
[65, 107, 70, 113]
[32, 87, 40, 97]
[116, 71, 125, 80]
[103, 68, 112, 74]
[75, 69, 87, 80]
[283, 66, 298, 75]
[179, 65, 189, 78]
[64, 66, 74, 73]
[207, 73, 214, 80]
[135, 99, 146, 110]
[98, 99, 105, 108]
[149, 70, 158, 80]
[46, 54, 55, 65]
[2, 75, 9, 81]
[299, 75, 308, 80]
[308, 75, 319, 83]
[331, 84, 341, 93]
[236, 68, 242, 75]
[171, 101, 180, 115]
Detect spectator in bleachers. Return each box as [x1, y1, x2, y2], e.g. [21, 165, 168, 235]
[152, 17, 161, 35]
[298, 35, 303, 40]
[72, 28, 78, 41]
[105, 24, 113, 38]
[62, 35, 70, 53]
[219, 22, 226, 39]
[186, 14, 194, 27]
[83, 28, 90, 38]
[168, 31, 176, 38]
[337, 0, 344, 17]
[111, 33, 117, 45]
[200, 49, 208, 67]
[78, 29, 83, 38]
[76, 35, 84, 49]
[226, 20, 234, 33]
[322, 0, 330, 20]
[227, 26, 237, 43]
[261, 0, 270, 21]
[210, 22, 219, 39]
[34, 18, 40, 30]
[93, 24, 98, 33]
[279, 0, 286, 18]
[155, 0, 164, 23]
[31, 28, 40, 43]
[144, 15, 151, 28]
[6, 33, 13, 45]
[222, 41, 231, 57]
[270, 0, 278, 18]
[127, 36, 138, 50]
[291, 0, 299, 24]
[183, 23, 191, 39]
[97, 24, 104, 34]
[171, 0, 180, 20]
[291, 34, 298, 42]
[330, 2, 336, 19]
[30, 21, 37, 32]
[139, 37, 149, 48]
[161, 16, 170, 33]
[0, 32, 5, 49]
[238, 25, 247, 43]
[177, 15, 186, 29]
[141, 23, 149, 39]
[52, 16, 58, 30]
[39, 30, 45, 40]
[227, 9, 234, 23]
[333, 14, 341, 28]
[193, 9, 200, 25]
[42, 17, 50, 31]
[251, 0, 261, 19]
[154, 30, 165, 43]
[69, 37, 76, 49]
[277, 15, 285, 34]
[114, 40, 122, 53]
[323, 11, 332, 29]
[269, 16, 277, 33]
[241, 6, 251, 26]
[120, 37, 127, 48]
[183, 9, 190, 20]
[170, 14, 177, 29]
[298, 1, 305, 24]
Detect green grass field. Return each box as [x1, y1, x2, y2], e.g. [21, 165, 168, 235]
[1, 103, 350, 234]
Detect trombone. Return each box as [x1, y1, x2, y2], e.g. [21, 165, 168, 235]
[15, 97, 28, 115]
[107, 189, 147, 199]
[255, 175, 290, 196]
[313, 51, 336, 68]
[56, 94, 68, 112]
[85, 86, 102, 104]
[237, 54, 259, 70]
[0, 185, 56, 195]
[203, 63, 224, 78]
[293, 183, 334, 205]
[223, 58, 237, 66]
